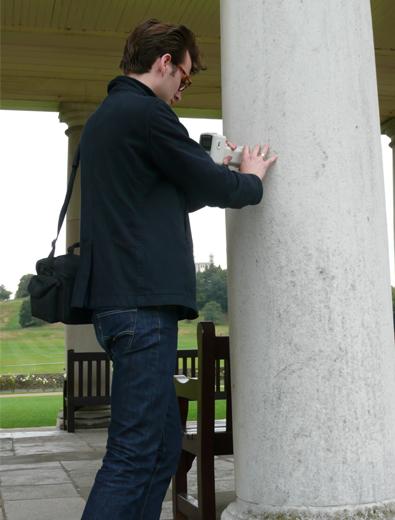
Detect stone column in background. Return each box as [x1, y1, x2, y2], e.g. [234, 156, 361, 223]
[59, 102, 97, 355]
[58, 102, 111, 429]
[221, 1, 395, 518]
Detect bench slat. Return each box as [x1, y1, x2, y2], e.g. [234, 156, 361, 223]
[87, 361, 92, 397]
[105, 359, 110, 396]
[96, 360, 101, 397]
[215, 360, 221, 392]
[78, 361, 83, 398]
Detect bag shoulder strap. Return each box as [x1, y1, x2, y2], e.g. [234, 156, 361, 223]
[49, 146, 80, 258]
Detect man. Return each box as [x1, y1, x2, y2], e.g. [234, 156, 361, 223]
[75, 18, 277, 520]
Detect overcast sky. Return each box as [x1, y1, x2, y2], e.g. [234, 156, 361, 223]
[0, 110, 393, 296]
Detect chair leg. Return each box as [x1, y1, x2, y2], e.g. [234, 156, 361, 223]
[62, 380, 67, 431]
[198, 454, 216, 519]
[67, 403, 75, 433]
[63, 399, 67, 431]
[172, 451, 196, 519]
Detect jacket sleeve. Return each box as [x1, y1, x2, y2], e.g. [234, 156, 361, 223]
[148, 99, 263, 210]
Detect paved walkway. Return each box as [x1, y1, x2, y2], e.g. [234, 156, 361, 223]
[0, 427, 235, 520]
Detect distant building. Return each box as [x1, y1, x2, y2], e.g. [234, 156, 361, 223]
[195, 262, 210, 273]
[195, 254, 214, 273]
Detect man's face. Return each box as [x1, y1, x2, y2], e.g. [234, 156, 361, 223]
[158, 52, 192, 106]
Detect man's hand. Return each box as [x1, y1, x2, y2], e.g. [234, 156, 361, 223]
[239, 144, 277, 180]
[223, 141, 277, 180]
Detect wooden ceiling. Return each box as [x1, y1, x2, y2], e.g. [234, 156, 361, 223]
[1, 0, 394, 123]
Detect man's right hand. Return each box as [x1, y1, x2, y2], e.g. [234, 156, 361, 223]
[239, 144, 277, 180]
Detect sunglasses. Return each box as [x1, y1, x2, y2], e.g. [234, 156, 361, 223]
[175, 64, 192, 92]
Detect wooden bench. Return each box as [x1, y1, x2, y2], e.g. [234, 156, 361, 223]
[63, 348, 200, 433]
[63, 349, 112, 432]
[172, 321, 233, 519]
[176, 349, 199, 378]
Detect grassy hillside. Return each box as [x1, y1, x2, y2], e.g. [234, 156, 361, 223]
[0, 299, 228, 375]
[0, 299, 65, 375]
[0, 298, 24, 330]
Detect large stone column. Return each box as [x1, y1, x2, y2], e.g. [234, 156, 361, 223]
[221, 1, 395, 519]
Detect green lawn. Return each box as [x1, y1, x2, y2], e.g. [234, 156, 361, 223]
[0, 300, 228, 375]
[0, 395, 63, 428]
[0, 395, 226, 428]
[187, 399, 226, 422]
[178, 320, 228, 348]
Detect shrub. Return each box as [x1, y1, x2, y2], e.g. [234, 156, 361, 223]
[201, 300, 223, 324]
[0, 284, 12, 301]
[19, 298, 45, 328]
[0, 373, 64, 392]
[15, 274, 34, 299]
[196, 265, 228, 313]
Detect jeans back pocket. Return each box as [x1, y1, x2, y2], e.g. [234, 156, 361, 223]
[93, 308, 138, 357]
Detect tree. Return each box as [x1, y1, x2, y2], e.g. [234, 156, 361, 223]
[201, 300, 223, 324]
[15, 274, 34, 299]
[196, 265, 228, 312]
[0, 284, 12, 301]
[19, 298, 44, 328]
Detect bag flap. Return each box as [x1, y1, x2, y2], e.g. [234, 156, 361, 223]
[28, 275, 59, 298]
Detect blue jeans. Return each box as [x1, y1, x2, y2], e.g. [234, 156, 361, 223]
[81, 306, 182, 520]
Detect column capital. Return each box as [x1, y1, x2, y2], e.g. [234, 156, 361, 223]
[381, 117, 395, 145]
[58, 102, 97, 133]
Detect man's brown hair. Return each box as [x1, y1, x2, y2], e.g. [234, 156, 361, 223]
[120, 18, 205, 75]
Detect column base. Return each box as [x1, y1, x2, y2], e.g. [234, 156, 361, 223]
[56, 405, 111, 431]
[221, 499, 395, 520]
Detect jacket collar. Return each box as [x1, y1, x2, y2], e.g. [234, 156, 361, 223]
[107, 76, 157, 97]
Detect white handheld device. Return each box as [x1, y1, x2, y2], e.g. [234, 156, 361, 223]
[199, 133, 243, 167]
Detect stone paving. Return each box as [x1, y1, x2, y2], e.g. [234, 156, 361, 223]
[0, 427, 235, 519]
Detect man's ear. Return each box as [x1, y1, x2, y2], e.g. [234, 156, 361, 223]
[159, 53, 172, 71]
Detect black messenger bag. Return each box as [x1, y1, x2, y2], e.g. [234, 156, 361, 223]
[28, 147, 92, 325]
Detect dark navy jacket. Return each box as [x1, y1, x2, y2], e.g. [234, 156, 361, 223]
[72, 76, 263, 319]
